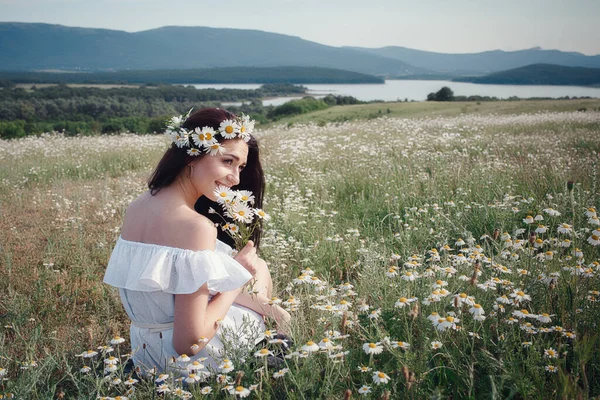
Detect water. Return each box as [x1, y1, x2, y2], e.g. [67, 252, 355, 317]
[188, 80, 600, 106]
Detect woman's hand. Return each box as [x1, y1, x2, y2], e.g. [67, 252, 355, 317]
[234, 240, 259, 276]
[272, 305, 292, 333]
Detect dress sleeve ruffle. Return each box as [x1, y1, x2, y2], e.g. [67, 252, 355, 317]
[103, 237, 252, 294]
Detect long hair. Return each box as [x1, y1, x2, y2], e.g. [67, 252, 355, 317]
[147, 108, 265, 249]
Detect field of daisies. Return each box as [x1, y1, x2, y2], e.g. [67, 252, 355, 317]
[1, 103, 600, 399]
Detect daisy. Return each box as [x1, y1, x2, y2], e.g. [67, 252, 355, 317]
[535, 225, 548, 234]
[385, 266, 399, 278]
[401, 271, 417, 281]
[80, 366, 91, 373]
[78, 350, 98, 358]
[318, 338, 335, 351]
[358, 385, 372, 395]
[219, 119, 240, 139]
[192, 126, 217, 147]
[301, 341, 320, 353]
[187, 147, 202, 156]
[336, 299, 352, 311]
[254, 348, 274, 358]
[391, 341, 410, 350]
[229, 386, 251, 398]
[510, 290, 531, 303]
[523, 215, 534, 224]
[585, 207, 597, 218]
[545, 365, 558, 373]
[454, 292, 475, 307]
[544, 348, 558, 359]
[104, 356, 119, 365]
[431, 341, 443, 350]
[372, 371, 391, 385]
[200, 386, 213, 395]
[238, 115, 254, 138]
[469, 304, 485, 316]
[273, 368, 289, 378]
[228, 202, 254, 224]
[358, 365, 372, 372]
[156, 383, 171, 394]
[214, 186, 235, 204]
[110, 336, 125, 345]
[207, 142, 226, 156]
[155, 374, 169, 383]
[543, 208, 561, 217]
[557, 223, 573, 234]
[395, 297, 417, 308]
[124, 378, 139, 386]
[177, 354, 191, 363]
[253, 208, 270, 221]
[589, 216, 600, 226]
[588, 234, 600, 246]
[185, 373, 202, 384]
[363, 342, 383, 355]
[367, 309, 381, 319]
[537, 313, 553, 323]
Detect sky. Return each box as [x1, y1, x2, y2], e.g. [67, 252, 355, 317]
[1, 0, 599, 55]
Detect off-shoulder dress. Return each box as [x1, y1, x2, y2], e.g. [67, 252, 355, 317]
[103, 236, 265, 373]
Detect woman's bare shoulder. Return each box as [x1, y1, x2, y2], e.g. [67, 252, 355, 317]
[175, 210, 218, 251]
[122, 192, 217, 251]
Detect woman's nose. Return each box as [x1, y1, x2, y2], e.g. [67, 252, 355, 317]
[227, 173, 240, 185]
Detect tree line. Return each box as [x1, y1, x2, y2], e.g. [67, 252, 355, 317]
[0, 84, 361, 138]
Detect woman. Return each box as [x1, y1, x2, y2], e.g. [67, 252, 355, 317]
[103, 108, 290, 374]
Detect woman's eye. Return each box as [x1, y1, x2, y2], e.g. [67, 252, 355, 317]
[224, 159, 233, 165]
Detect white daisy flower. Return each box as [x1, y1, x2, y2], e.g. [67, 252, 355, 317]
[358, 385, 372, 394]
[362, 342, 383, 355]
[235, 190, 255, 204]
[185, 373, 202, 384]
[214, 185, 235, 204]
[200, 386, 213, 394]
[229, 202, 255, 224]
[273, 368, 289, 378]
[431, 341, 443, 350]
[372, 371, 391, 385]
[219, 119, 240, 139]
[254, 348, 274, 358]
[391, 341, 410, 350]
[469, 304, 485, 316]
[301, 340, 320, 353]
[229, 386, 251, 398]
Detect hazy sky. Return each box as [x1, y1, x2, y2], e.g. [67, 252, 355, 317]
[2, 0, 599, 55]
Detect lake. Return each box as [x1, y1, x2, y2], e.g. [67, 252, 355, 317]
[189, 80, 600, 106]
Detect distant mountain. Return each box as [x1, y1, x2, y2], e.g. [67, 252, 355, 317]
[453, 64, 600, 86]
[0, 66, 384, 84]
[0, 23, 421, 77]
[345, 46, 600, 75]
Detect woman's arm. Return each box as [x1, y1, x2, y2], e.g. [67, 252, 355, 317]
[234, 292, 291, 330]
[172, 240, 259, 356]
[172, 284, 243, 356]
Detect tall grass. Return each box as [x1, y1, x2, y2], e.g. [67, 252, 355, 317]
[1, 104, 600, 399]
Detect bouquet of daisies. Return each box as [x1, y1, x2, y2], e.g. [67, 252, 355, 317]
[212, 185, 270, 249]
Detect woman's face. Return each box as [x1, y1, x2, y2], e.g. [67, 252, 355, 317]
[190, 139, 249, 201]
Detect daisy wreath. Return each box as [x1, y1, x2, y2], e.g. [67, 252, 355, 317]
[165, 109, 255, 156]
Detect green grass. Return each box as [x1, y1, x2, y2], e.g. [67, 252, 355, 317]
[267, 98, 600, 126]
[1, 101, 600, 399]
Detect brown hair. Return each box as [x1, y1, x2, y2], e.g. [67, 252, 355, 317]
[147, 108, 265, 248]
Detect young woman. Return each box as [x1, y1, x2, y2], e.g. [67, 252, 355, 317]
[103, 108, 290, 374]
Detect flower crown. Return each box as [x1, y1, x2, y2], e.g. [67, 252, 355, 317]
[165, 109, 255, 156]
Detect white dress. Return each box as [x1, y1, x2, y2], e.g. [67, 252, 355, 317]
[103, 236, 265, 374]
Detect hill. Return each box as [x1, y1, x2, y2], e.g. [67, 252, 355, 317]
[452, 64, 600, 86]
[0, 66, 384, 85]
[0, 23, 420, 77]
[345, 46, 600, 75]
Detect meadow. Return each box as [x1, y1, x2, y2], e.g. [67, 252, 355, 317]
[1, 100, 600, 399]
